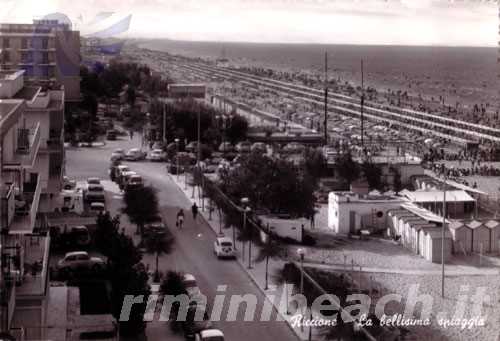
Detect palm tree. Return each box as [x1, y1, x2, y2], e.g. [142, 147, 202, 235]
[255, 237, 285, 290]
[145, 231, 175, 282]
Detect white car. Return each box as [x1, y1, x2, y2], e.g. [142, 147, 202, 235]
[182, 273, 201, 299]
[84, 184, 105, 202]
[90, 202, 105, 213]
[147, 148, 166, 162]
[124, 148, 146, 161]
[111, 148, 125, 161]
[116, 165, 131, 177]
[195, 329, 225, 341]
[126, 174, 143, 189]
[214, 237, 235, 259]
[57, 251, 104, 271]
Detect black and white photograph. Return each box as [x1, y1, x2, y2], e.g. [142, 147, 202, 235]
[0, 1, 499, 340]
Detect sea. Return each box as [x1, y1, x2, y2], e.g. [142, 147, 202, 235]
[137, 39, 498, 107]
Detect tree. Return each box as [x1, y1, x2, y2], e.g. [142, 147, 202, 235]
[303, 147, 328, 182]
[92, 213, 149, 337]
[220, 152, 316, 218]
[362, 161, 383, 190]
[144, 231, 175, 282]
[160, 270, 188, 327]
[226, 114, 249, 144]
[391, 166, 403, 194]
[255, 238, 285, 290]
[126, 86, 137, 106]
[122, 186, 159, 243]
[335, 153, 360, 188]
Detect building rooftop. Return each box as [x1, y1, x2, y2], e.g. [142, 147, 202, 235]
[13, 86, 41, 101]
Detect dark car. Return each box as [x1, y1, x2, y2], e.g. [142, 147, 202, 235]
[106, 130, 117, 140]
[183, 305, 212, 339]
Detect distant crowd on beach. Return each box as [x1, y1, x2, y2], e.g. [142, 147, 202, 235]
[236, 65, 499, 130]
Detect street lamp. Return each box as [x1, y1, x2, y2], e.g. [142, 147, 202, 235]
[297, 248, 306, 295]
[241, 197, 252, 269]
[174, 138, 180, 181]
[297, 247, 306, 332]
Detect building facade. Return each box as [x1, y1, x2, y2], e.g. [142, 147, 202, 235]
[0, 69, 65, 338]
[0, 19, 80, 102]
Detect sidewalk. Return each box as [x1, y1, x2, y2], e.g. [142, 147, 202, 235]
[168, 172, 319, 341]
[301, 260, 500, 276]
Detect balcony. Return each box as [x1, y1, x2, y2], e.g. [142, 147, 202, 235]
[2, 233, 50, 298]
[3, 123, 41, 169]
[0, 279, 16, 330]
[9, 174, 42, 235]
[0, 183, 15, 232]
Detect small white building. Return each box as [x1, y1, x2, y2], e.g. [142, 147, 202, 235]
[328, 192, 407, 234]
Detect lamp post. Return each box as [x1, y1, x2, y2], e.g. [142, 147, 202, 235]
[241, 197, 252, 269]
[297, 248, 306, 332]
[441, 175, 447, 298]
[174, 138, 180, 181]
[297, 248, 305, 295]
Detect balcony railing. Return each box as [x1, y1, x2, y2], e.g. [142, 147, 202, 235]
[9, 174, 41, 234]
[0, 183, 15, 231]
[0, 279, 16, 330]
[3, 123, 41, 168]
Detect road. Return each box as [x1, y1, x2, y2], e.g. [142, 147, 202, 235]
[65, 135, 299, 341]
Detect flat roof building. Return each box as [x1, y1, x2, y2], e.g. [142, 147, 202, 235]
[0, 19, 80, 102]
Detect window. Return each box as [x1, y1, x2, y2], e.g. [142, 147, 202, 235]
[21, 38, 27, 49]
[2, 38, 9, 48]
[41, 37, 48, 49]
[77, 254, 89, 261]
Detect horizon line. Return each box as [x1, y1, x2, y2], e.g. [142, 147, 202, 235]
[125, 36, 498, 49]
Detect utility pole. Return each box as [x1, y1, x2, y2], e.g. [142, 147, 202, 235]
[324, 52, 328, 146]
[441, 176, 447, 298]
[162, 102, 166, 143]
[361, 59, 365, 152]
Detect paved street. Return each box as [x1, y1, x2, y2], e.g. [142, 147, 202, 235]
[65, 135, 299, 341]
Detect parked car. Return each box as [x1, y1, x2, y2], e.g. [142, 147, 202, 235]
[147, 149, 167, 162]
[251, 142, 267, 153]
[106, 129, 117, 140]
[126, 174, 143, 190]
[57, 251, 104, 272]
[185, 141, 199, 153]
[283, 142, 305, 153]
[70, 226, 91, 247]
[182, 273, 201, 299]
[84, 184, 105, 202]
[116, 165, 131, 178]
[183, 305, 212, 339]
[124, 148, 146, 161]
[218, 142, 234, 153]
[195, 329, 224, 341]
[111, 148, 125, 161]
[90, 202, 106, 213]
[235, 141, 251, 153]
[144, 217, 167, 237]
[87, 177, 101, 185]
[213, 237, 236, 259]
[120, 171, 138, 189]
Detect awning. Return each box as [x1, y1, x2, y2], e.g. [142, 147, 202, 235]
[403, 190, 475, 203]
[401, 203, 450, 224]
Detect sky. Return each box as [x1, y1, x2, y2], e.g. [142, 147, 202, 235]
[0, 0, 498, 46]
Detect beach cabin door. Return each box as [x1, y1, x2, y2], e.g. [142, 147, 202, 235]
[349, 211, 356, 233]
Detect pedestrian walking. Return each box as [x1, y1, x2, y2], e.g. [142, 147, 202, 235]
[191, 203, 198, 220]
[176, 209, 185, 229]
